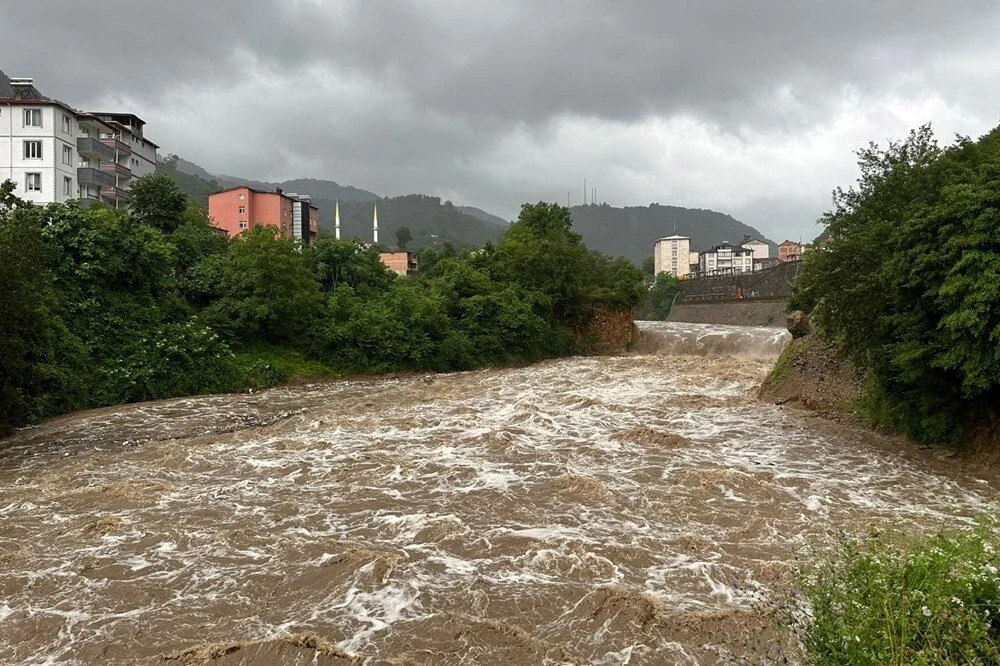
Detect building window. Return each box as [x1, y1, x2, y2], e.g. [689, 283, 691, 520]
[23, 140, 42, 159]
[239, 221, 248, 229]
[63, 177, 73, 197]
[25, 173, 41, 192]
[23, 108, 42, 127]
[238, 205, 246, 214]
[62, 145, 73, 165]
[238, 193, 246, 200]
[62, 115, 72, 134]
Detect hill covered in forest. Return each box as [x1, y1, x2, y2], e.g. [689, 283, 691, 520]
[158, 155, 504, 249]
[158, 155, 771, 259]
[568, 203, 776, 263]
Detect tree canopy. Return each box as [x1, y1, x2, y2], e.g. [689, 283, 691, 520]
[793, 123, 1000, 443]
[0, 184, 642, 433]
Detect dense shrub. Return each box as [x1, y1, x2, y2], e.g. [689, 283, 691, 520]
[0, 186, 642, 432]
[799, 526, 1000, 665]
[100, 322, 241, 403]
[639, 272, 681, 320]
[0, 185, 87, 430]
[793, 124, 1000, 444]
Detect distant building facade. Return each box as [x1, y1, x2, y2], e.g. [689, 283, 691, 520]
[653, 235, 693, 278]
[778, 240, 803, 262]
[380, 251, 418, 276]
[0, 77, 158, 208]
[688, 250, 700, 275]
[741, 237, 769, 260]
[698, 242, 754, 275]
[208, 186, 318, 243]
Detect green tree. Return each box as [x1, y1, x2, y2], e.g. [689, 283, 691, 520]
[0, 183, 86, 430]
[793, 124, 1000, 443]
[641, 256, 655, 279]
[205, 227, 324, 346]
[312, 237, 396, 296]
[642, 273, 681, 320]
[129, 172, 188, 233]
[396, 225, 413, 249]
[490, 202, 592, 323]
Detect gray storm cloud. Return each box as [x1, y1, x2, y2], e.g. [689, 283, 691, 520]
[2, 0, 998, 241]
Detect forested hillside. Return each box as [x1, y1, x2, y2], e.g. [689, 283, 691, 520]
[457, 205, 510, 227]
[158, 155, 504, 249]
[160, 154, 770, 259]
[334, 195, 504, 248]
[569, 203, 775, 263]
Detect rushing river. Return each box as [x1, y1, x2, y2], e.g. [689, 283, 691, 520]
[0, 322, 995, 665]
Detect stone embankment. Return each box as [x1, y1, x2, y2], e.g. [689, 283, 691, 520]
[666, 261, 801, 327]
[666, 300, 788, 327]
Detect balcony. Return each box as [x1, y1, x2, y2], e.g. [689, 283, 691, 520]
[77, 137, 115, 161]
[101, 185, 131, 201]
[77, 167, 115, 188]
[78, 196, 107, 210]
[100, 162, 133, 178]
[99, 137, 132, 155]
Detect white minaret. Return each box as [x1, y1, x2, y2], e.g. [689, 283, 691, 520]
[334, 200, 341, 240]
[373, 203, 379, 244]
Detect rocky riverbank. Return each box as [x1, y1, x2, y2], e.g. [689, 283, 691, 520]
[758, 331, 865, 417]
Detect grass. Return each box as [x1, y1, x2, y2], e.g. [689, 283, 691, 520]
[764, 338, 798, 385]
[794, 524, 1000, 665]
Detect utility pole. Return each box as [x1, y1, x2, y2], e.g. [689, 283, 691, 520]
[584, 178, 587, 205]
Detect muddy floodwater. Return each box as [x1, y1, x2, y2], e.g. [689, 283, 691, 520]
[1, 322, 996, 664]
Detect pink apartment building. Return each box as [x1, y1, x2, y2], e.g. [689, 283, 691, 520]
[209, 186, 318, 243]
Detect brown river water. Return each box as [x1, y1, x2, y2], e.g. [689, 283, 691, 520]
[0, 322, 995, 665]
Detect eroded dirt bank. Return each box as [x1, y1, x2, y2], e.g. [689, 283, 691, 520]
[757, 332, 865, 414]
[1, 322, 996, 665]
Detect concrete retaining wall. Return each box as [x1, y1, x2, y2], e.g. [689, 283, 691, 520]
[665, 300, 789, 327]
[677, 260, 801, 302]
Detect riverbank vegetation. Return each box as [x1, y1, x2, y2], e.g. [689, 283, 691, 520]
[0, 178, 641, 434]
[792, 124, 1000, 446]
[797, 525, 1000, 664]
[636, 272, 681, 320]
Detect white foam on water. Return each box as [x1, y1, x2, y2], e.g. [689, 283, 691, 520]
[0, 321, 995, 664]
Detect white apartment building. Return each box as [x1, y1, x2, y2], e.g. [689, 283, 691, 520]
[653, 235, 692, 278]
[698, 242, 754, 275]
[740, 237, 769, 261]
[0, 78, 157, 208]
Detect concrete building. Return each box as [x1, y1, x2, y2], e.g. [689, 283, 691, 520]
[208, 186, 318, 243]
[653, 235, 693, 278]
[778, 240, 803, 262]
[380, 251, 418, 276]
[741, 237, 769, 260]
[0, 77, 158, 208]
[698, 242, 754, 276]
[688, 250, 700, 276]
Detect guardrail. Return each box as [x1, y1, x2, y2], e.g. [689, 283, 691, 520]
[675, 294, 788, 303]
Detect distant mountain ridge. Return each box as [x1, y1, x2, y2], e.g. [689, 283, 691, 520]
[159, 154, 772, 261]
[568, 203, 776, 264]
[159, 155, 504, 249]
[457, 205, 510, 227]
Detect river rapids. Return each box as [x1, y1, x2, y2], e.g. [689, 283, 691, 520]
[0, 322, 995, 665]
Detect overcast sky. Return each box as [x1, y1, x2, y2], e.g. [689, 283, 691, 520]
[3, 1, 999, 241]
